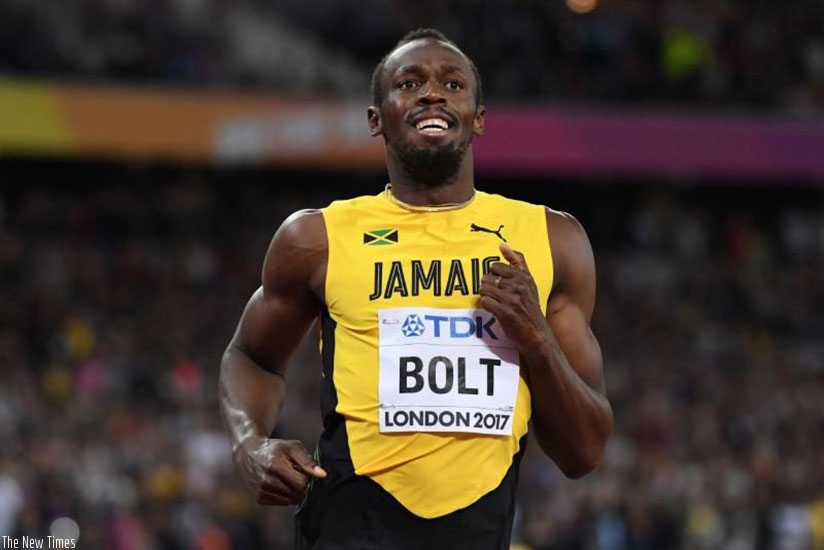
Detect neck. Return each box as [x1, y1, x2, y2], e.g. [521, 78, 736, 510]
[385, 184, 476, 212]
[385, 149, 476, 206]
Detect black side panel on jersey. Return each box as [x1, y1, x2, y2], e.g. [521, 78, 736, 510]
[317, 307, 353, 475]
[296, 308, 356, 541]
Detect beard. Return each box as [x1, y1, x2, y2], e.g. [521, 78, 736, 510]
[394, 138, 470, 188]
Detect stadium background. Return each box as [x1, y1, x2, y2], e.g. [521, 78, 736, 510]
[1, 0, 823, 548]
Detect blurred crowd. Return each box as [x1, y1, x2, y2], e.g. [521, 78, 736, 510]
[1, 160, 822, 548]
[517, 188, 824, 549]
[1, 0, 823, 111]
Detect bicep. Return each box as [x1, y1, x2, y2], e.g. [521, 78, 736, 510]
[230, 210, 326, 375]
[232, 285, 318, 376]
[547, 295, 605, 393]
[547, 211, 606, 393]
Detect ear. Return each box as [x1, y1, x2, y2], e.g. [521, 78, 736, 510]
[472, 105, 485, 136]
[368, 106, 383, 137]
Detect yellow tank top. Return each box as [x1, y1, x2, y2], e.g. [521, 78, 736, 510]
[320, 188, 553, 518]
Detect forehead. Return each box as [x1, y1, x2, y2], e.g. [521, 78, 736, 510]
[383, 39, 472, 77]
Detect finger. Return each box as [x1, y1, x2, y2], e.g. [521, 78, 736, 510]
[259, 487, 303, 505]
[285, 441, 327, 478]
[260, 474, 307, 500]
[479, 295, 505, 318]
[257, 490, 300, 506]
[480, 273, 509, 297]
[267, 462, 312, 494]
[487, 262, 520, 278]
[500, 243, 529, 271]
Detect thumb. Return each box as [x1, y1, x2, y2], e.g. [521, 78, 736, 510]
[500, 243, 528, 271]
[287, 443, 327, 478]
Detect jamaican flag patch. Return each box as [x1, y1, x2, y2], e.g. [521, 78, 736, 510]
[363, 229, 399, 245]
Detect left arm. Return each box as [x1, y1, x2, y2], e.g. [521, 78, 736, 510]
[479, 209, 613, 478]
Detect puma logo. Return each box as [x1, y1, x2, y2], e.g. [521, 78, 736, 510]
[470, 223, 507, 242]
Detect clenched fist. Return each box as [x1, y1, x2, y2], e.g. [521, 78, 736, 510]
[234, 436, 327, 505]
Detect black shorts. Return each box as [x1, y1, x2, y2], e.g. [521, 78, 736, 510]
[294, 453, 522, 550]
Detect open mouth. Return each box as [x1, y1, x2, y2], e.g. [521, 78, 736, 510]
[414, 117, 451, 135]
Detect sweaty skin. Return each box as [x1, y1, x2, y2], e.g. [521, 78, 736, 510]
[481, 215, 612, 477]
[219, 37, 613, 505]
[220, 210, 328, 504]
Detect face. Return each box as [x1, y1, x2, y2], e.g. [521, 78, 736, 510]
[369, 39, 485, 185]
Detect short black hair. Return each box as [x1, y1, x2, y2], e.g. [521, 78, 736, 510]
[370, 28, 483, 108]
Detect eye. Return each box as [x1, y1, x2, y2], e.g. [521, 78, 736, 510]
[446, 80, 463, 91]
[397, 79, 419, 90]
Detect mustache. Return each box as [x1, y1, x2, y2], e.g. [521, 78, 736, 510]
[406, 107, 458, 126]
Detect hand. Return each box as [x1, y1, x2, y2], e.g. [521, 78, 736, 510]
[479, 243, 549, 350]
[234, 436, 327, 505]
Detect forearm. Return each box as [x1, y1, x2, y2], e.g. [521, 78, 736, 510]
[522, 328, 613, 478]
[219, 344, 287, 456]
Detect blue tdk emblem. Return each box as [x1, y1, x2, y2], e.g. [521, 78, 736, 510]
[402, 314, 425, 337]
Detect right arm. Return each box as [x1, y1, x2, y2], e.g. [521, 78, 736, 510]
[219, 209, 328, 505]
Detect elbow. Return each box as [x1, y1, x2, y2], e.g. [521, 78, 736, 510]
[535, 436, 607, 479]
[557, 446, 605, 479]
[561, 410, 614, 479]
[541, 412, 613, 480]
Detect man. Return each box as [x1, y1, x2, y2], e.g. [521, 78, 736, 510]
[220, 28, 613, 549]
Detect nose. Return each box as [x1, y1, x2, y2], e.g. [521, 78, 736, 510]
[417, 80, 446, 104]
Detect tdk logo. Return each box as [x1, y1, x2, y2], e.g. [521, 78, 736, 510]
[401, 314, 498, 340]
[401, 315, 426, 337]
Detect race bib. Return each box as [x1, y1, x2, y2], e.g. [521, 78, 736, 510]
[378, 307, 520, 436]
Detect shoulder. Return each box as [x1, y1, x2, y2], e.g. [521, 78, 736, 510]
[263, 209, 327, 300]
[268, 209, 327, 263]
[275, 209, 327, 245]
[544, 208, 595, 295]
[545, 208, 588, 245]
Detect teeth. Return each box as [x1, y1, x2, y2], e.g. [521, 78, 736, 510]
[416, 118, 449, 130]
